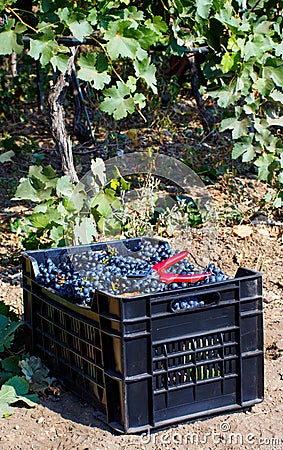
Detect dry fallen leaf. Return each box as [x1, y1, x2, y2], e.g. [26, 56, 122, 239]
[232, 224, 253, 238]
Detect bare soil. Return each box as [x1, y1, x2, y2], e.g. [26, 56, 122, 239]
[0, 102, 283, 450]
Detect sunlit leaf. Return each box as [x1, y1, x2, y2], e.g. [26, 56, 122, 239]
[100, 81, 136, 120]
[50, 54, 69, 72]
[254, 154, 274, 180]
[73, 217, 97, 244]
[29, 38, 60, 66]
[134, 57, 157, 93]
[220, 117, 251, 139]
[104, 20, 139, 59]
[77, 54, 111, 89]
[197, 0, 213, 19]
[56, 175, 74, 197]
[0, 21, 25, 55]
[69, 20, 93, 42]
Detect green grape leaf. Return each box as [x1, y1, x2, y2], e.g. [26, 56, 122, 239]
[197, 0, 213, 19]
[255, 20, 272, 35]
[0, 316, 22, 352]
[242, 146, 256, 162]
[104, 20, 139, 59]
[69, 20, 93, 42]
[263, 65, 283, 87]
[90, 189, 121, 217]
[221, 51, 239, 73]
[134, 92, 146, 109]
[275, 41, 283, 57]
[13, 179, 40, 202]
[106, 35, 138, 60]
[29, 38, 60, 66]
[56, 175, 74, 197]
[27, 165, 57, 188]
[124, 6, 144, 29]
[1, 356, 21, 374]
[214, 3, 241, 30]
[27, 212, 52, 229]
[50, 54, 69, 73]
[134, 57, 157, 93]
[0, 150, 15, 163]
[232, 137, 254, 160]
[91, 157, 106, 189]
[49, 225, 65, 245]
[252, 78, 274, 97]
[41, 165, 57, 180]
[5, 376, 29, 396]
[100, 81, 136, 120]
[65, 187, 86, 212]
[243, 35, 273, 62]
[210, 83, 240, 108]
[96, 52, 108, 72]
[57, 7, 93, 41]
[88, 9, 97, 25]
[269, 89, 283, 105]
[144, 16, 168, 36]
[0, 21, 25, 55]
[77, 54, 111, 89]
[254, 154, 274, 181]
[220, 117, 251, 139]
[56, 7, 69, 22]
[73, 217, 97, 245]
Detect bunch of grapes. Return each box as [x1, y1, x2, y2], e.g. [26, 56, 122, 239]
[35, 240, 229, 307]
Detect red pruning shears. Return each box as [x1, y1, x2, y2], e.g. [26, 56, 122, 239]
[150, 250, 212, 284]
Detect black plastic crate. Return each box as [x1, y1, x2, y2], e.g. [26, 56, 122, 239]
[22, 237, 264, 433]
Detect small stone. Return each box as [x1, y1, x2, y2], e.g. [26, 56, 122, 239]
[14, 425, 20, 430]
[37, 416, 45, 424]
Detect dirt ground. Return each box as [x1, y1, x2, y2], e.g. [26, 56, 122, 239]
[0, 103, 283, 449]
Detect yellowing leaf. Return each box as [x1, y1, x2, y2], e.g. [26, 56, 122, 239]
[197, 0, 213, 19]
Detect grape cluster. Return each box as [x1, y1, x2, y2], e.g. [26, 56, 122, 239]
[35, 240, 229, 307]
[36, 257, 96, 305]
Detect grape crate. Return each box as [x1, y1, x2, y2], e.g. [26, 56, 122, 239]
[22, 237, 264, 433]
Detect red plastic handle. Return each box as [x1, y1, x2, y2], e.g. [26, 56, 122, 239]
[152, 251, 189, 273]
[158, 272, 212, 284]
